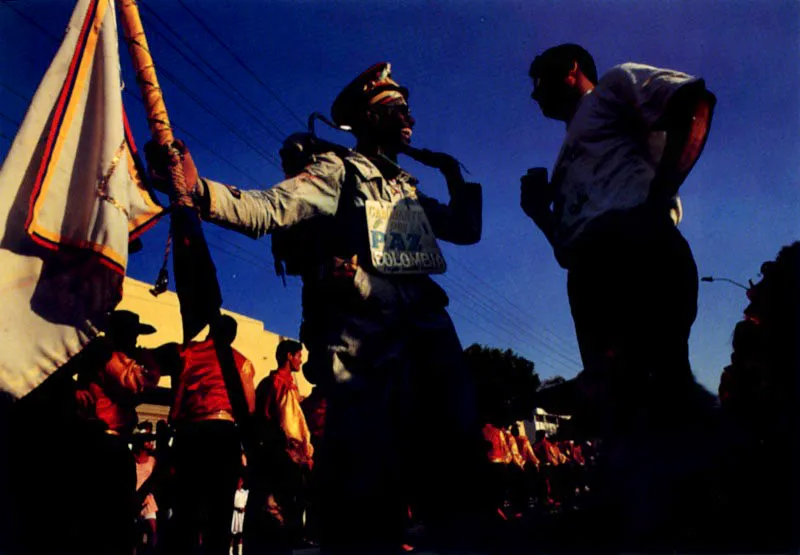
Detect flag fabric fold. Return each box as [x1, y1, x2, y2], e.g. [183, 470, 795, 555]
[171, 205, 222, 344]
[0, 0, 164, 398]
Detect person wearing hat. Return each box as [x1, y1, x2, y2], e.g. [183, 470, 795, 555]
[74, 310, 159, 435]
[147, 62, 485, 554]
[70, 309, 161, 555]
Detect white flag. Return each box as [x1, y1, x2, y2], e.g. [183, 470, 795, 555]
[0, 0, 164, 398]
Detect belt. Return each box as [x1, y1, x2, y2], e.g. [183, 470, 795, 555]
[191, 410, 235, 423]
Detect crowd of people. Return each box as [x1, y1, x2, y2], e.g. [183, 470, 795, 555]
[483, 423, 598, 518]
[0, 41, 797, 555]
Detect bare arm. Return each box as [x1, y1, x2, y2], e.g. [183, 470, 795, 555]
[650, 81, 716, 203]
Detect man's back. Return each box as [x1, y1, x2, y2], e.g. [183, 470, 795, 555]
[550, 63, 702, 257]
[170, 338, 253, 424]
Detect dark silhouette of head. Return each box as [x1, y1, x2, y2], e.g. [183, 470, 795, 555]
[331, 62, 414, 156]
[210, 314, 238, 346]
[529, 43, 597, 122]
[103, 310, 156, 351]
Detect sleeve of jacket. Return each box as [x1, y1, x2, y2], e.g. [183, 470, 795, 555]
[239, 359, 257, 415]
[201, 151, 346, 239]
[277, 385, 314, 467]
[519, 437, 540, 468]
[416, 178, 482, 245]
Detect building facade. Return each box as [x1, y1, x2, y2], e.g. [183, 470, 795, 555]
[117, 277, 312, 424]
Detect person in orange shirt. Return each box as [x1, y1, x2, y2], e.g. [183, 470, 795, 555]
[534, 431, 567, 467]
[168, 314, 256, 555]
[483, 423, 512, 466]
[533, 431, 569, 505]
[246, 340, 313, 555]
[513, 423, 540, 471]
[504, 424, 528, 518]
[570, 440, 586, 466]
[510, 422, 543, 513]
[73, 309, 161, 555]
[482, 423, 512, 519]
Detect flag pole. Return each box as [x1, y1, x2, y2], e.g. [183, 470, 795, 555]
[117, 0, 191, 207]
[115, 0, 252, 440]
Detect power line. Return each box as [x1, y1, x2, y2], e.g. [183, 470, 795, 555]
[1, 1, 62, 42]
[175, 0, 306, 127]
[446, 304, 563, 375]
[138, 4, 288, 143]
[0, 83, 32, 104]
[206, 236, 270, 270]
[0, 73, 268, 188]
[2, 1, 282, 177]
[128, 59, 282, 170]
[447, 251, 580, 356]
[0, 112, 20, 127]
[442, 274, 580, 373]
[206, 230, 268, 266]
[443, 275, 578, 372]
[122, 89, 267, 187]
[442, 270, 581, 368]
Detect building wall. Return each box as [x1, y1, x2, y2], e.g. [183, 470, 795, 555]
[118, 276, 313, 399]
[530, 407, 571, 438]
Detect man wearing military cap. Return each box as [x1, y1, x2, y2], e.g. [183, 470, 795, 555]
[148, 62, 486, 554]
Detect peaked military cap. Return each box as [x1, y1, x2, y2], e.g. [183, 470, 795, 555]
[331, 62, 409, 127]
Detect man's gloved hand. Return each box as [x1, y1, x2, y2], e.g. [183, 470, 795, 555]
[520, 167, 554, 221]
[400, 145, 464, 180]
[144, 139, 199, 199]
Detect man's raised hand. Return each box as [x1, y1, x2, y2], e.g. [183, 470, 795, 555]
[144, 139, 199, 202]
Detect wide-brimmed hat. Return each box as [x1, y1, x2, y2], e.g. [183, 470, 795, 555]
[331, 62, 409, 127]
[104, 310, 156, 338]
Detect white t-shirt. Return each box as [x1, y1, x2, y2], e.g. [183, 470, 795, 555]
[551, 63, 699, 254]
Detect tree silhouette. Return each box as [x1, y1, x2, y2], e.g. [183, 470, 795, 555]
[716, 241, 800, 551]
[464, 343, 540, 428]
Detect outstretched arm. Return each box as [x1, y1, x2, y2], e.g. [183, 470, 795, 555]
[147, 141, 345, 238]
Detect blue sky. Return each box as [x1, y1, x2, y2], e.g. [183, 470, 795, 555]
[1, 0, 798, 391]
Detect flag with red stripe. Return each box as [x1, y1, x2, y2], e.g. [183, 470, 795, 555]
[0, 0, 164, 398]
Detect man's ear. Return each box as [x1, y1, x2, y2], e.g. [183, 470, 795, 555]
[565, 61, 579, 87]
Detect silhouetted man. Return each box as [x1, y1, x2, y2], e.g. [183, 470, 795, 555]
[521, 44, 716, 547]
[148, 62, 485, 555]
[168, 314, 256, 555]
[522, 43, 715, 429]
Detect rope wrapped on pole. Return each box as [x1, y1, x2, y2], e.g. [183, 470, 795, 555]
[117, 0, 193, 208]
